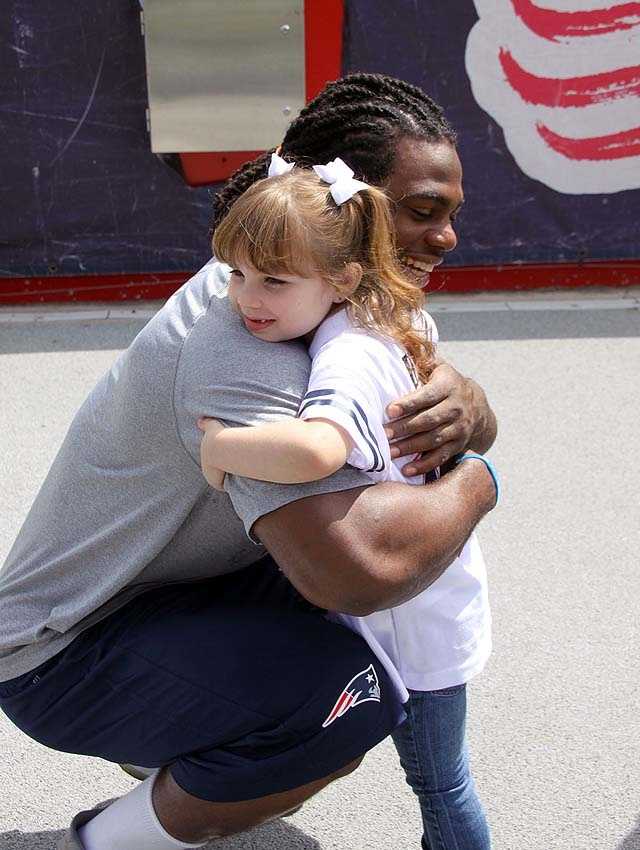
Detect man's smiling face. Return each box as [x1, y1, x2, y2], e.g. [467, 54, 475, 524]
[386, 136, 464, 286]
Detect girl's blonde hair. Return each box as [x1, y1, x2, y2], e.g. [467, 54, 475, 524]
[212, 168, 434, 381]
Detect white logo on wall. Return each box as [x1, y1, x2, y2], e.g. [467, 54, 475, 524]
[465, 0, 640, 194]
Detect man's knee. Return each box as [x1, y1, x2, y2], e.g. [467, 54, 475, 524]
[204, 757, 365, 837]
[152, 756, 365, 842]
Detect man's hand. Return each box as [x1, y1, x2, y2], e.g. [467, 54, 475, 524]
[384, 361, 497, 476]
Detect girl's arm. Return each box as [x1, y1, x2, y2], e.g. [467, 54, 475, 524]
[198, 417, 353, 486]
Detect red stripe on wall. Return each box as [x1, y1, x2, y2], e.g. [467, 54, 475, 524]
[510, 0, 640, 41]
[537, 122, 640, 160]
[499, 48, 640, 107]
[305, 0, 344, 100]
[1, 262, 638, 306]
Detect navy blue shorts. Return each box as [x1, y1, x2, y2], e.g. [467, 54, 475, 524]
[0, 557, 404, 802]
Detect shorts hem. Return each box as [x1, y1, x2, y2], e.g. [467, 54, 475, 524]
[168, 701, 405, 803]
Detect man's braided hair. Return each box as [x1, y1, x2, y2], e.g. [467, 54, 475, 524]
[211, 72, 456, 230]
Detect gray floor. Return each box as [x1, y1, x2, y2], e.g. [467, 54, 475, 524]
[1, 303, 639, 850]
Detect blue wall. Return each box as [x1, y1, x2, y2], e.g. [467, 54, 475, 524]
[2, 0, 638, 279]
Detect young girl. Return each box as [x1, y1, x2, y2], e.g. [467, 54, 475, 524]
[200, 151, 495, 815]
[200, 154, 440, 492]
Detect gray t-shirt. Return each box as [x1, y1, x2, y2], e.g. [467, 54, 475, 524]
[0, 259, 369, 681]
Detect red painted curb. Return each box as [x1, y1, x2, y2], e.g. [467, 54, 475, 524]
[1, 261, 637, 305]
[431, 260, 640, 293]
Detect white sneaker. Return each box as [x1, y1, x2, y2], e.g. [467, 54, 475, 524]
[57, 799, 117, 849]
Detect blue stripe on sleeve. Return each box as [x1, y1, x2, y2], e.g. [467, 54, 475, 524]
[298, 389, 385, 473]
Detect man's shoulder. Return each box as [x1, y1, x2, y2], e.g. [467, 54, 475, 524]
[172, 262, 314, 430]
[161, 257, 230, 323]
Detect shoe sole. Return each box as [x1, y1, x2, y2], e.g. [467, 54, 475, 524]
[119, 763, 156, 780]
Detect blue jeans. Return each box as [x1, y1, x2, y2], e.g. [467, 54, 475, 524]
[391, 684, 491, 850]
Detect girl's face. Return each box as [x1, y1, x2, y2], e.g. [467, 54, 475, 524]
[386, 137, 464, 285]
[228, 261, 343, 342]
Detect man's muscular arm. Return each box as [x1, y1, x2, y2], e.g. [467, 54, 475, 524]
[254, 460, 496, 616]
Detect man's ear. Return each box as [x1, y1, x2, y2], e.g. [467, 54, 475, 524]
[334, 262, 363, 302]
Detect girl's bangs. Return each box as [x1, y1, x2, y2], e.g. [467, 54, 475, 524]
[216, 190, 322, 279]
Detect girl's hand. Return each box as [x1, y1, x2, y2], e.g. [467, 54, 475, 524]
[197, 417, 226, 438]
[204, 465, 227, 492]
[197, 418, 227, 491]
[383, 361, 497, 476]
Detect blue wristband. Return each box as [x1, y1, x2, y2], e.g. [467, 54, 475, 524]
[454, 452, 500, 505]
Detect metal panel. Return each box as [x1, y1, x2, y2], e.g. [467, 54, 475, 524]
[143, 0, 305, 152]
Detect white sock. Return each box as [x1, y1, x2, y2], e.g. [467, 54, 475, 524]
[78, 774, 206, 850]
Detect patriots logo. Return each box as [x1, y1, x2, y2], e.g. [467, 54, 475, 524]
[322, 664, 381, 728]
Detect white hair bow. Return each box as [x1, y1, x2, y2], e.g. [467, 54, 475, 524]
[312, 157, 369, 205]
[268, 152, 295, 177]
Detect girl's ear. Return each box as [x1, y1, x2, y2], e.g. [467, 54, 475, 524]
[333, 262, 363, 302]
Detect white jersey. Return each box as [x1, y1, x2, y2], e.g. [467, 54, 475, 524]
[300, 309, 492, 694]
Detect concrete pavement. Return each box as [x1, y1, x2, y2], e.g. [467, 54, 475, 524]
[1, 295, 638, 849]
